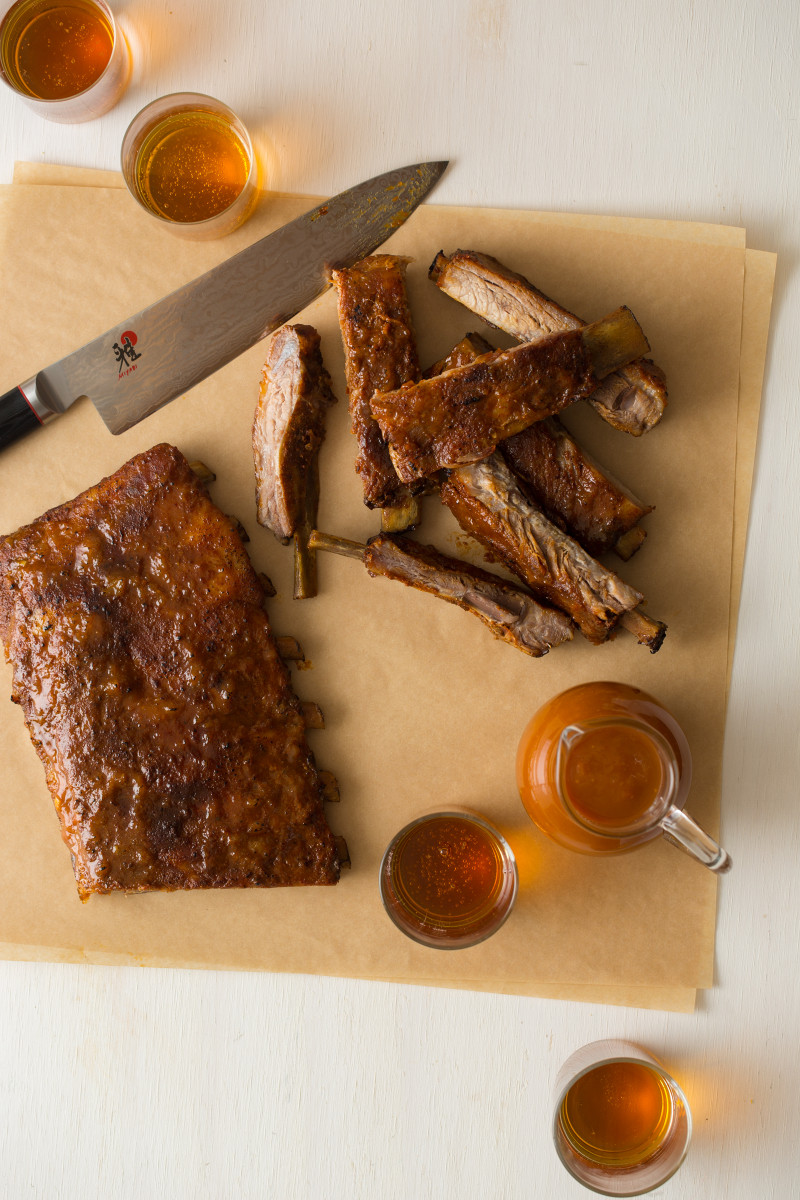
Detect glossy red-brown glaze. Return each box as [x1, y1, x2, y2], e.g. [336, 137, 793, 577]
[0, 444, 339, 899]
[501, 418, 653, 557]
[331, 254, 419, 509]
[371, 329, 599, 484]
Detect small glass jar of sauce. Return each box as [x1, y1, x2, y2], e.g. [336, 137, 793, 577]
[516, 682, 730, 872]
[379, 811, 518, 948]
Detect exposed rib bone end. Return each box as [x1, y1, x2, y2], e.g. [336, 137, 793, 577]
[318, 771, 341, 803]
[381, 496, 420, 533]
[581, 307, 650, 380]
[301, 702, 325, 729]
[614, 526, 648, 561]
[619, 607, 667, 653]
[334, 836, 351, 869]
[276, 635, 305, 663]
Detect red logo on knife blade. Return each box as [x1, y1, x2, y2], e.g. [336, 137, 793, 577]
[113, 330, 141, 377]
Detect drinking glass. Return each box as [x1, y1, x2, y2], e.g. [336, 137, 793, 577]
[121, 92, 259, 240]
[553, 1039, 692, 1196]
[0, 0, 130, 122]
[379, 810, 518, 949]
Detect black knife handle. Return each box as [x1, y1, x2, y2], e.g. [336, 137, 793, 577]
[0, 385, 44, 450]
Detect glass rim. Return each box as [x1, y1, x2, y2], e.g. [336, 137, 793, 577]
[552, 1052, 693, 1197]
[120, 91, 257, 231]
[0, 0, 124, 104]
[378, 809, 519, 950]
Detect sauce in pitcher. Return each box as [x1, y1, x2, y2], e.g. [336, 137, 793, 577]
[516, 681, 690, 855]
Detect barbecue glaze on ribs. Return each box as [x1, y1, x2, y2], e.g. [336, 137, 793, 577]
[434, 334, 654, 559]
[331, 255, 420, 510]
[429, 249, 667, 435]
[371, 308, 650, 484]
[0, 445, 340, 899]
[441, 454, 647, 644]
[363, 533, 574, 657]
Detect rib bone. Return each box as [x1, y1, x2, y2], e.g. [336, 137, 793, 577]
[371, 308, 649, 484]
[308, 529, 574, 658]
[441, 454, 664, 647]
[429, 249, 667, 435]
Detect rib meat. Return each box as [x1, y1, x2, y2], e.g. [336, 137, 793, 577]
[433, 334, 654, 559]
[440, 453, 661, 645]
[0, 444, 340, 899]
[424, 331, 495, 377]
[501, 419, 653, 560]
[309, 529, 573, 657]
[365, 533, 573, 656]
[429, 249, 667, 435]
[253, 323, 336, 542]
[370, 307, 649, 484]
[331, 255, 420, 510]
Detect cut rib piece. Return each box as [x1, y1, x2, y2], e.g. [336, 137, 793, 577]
[429, 249, 667, 435]
[308, 529, 574, 657]
[424, 331, 495, 377]
[0, 444, 340, 899]
[434, 333, 654, 560]
[252, 324, 337, 597]
[330, 254, 420, 512]
[371, 307, 649, 484]
[502, 418, 653, 560]
[440, 453, 664, 647]
[253, 323, 336, 542]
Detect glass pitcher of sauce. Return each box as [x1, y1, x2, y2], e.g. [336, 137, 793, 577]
[516, 681, 731, 873]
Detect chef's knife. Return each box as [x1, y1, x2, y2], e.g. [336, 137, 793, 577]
[0, 160, 447, 451]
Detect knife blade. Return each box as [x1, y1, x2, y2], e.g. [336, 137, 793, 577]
[0, 160, 448, 451]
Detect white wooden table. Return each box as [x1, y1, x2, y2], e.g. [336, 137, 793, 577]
[1, 3, 798, 1196]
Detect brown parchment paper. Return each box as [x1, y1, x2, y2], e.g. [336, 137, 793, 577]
[0, 170, 774, 1011]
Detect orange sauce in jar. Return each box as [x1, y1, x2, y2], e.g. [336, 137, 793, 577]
[380, 812, 518, 948]
[516, 682, 689, 855]
[563, 723, 665, 832]
[391, 814, 503, 923]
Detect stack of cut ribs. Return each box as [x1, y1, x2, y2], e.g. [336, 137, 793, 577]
[321, 248, 668, 657]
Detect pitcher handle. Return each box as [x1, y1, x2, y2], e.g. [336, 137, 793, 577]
[660, 806, 732, 874]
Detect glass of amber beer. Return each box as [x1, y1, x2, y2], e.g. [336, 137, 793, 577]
[0, 0, 130, 121]
[379, 810, 518, 949]
[516, 682, 731, 872]
[553, 1040, 692, 1195]
[121, 92, 259, 239]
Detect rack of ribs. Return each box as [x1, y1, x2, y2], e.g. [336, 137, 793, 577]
[252, 323, 337, 597]
[330, 254, 421, 525]
[308, 529, 574, 657]
[0, 444, 341, 899]
[429, 249, 667, 435]
[370, 307, 650, 484]
[440, 453, 666, 650]
[432, 333, 653, 560]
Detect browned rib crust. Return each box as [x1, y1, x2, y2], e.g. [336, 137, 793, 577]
[253, 323, 337, 542]
[363, 532, 574, 657]
[501, 419, 653, 558]
[433, 334, 653, 559]
[371, 309, 649, 484]
[0, 444, 340, 899]
[424, 331, 495, 377]
[430, 249, 667, 435]
[440, 454, 646, 644]
[331, 255, 420, 509]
